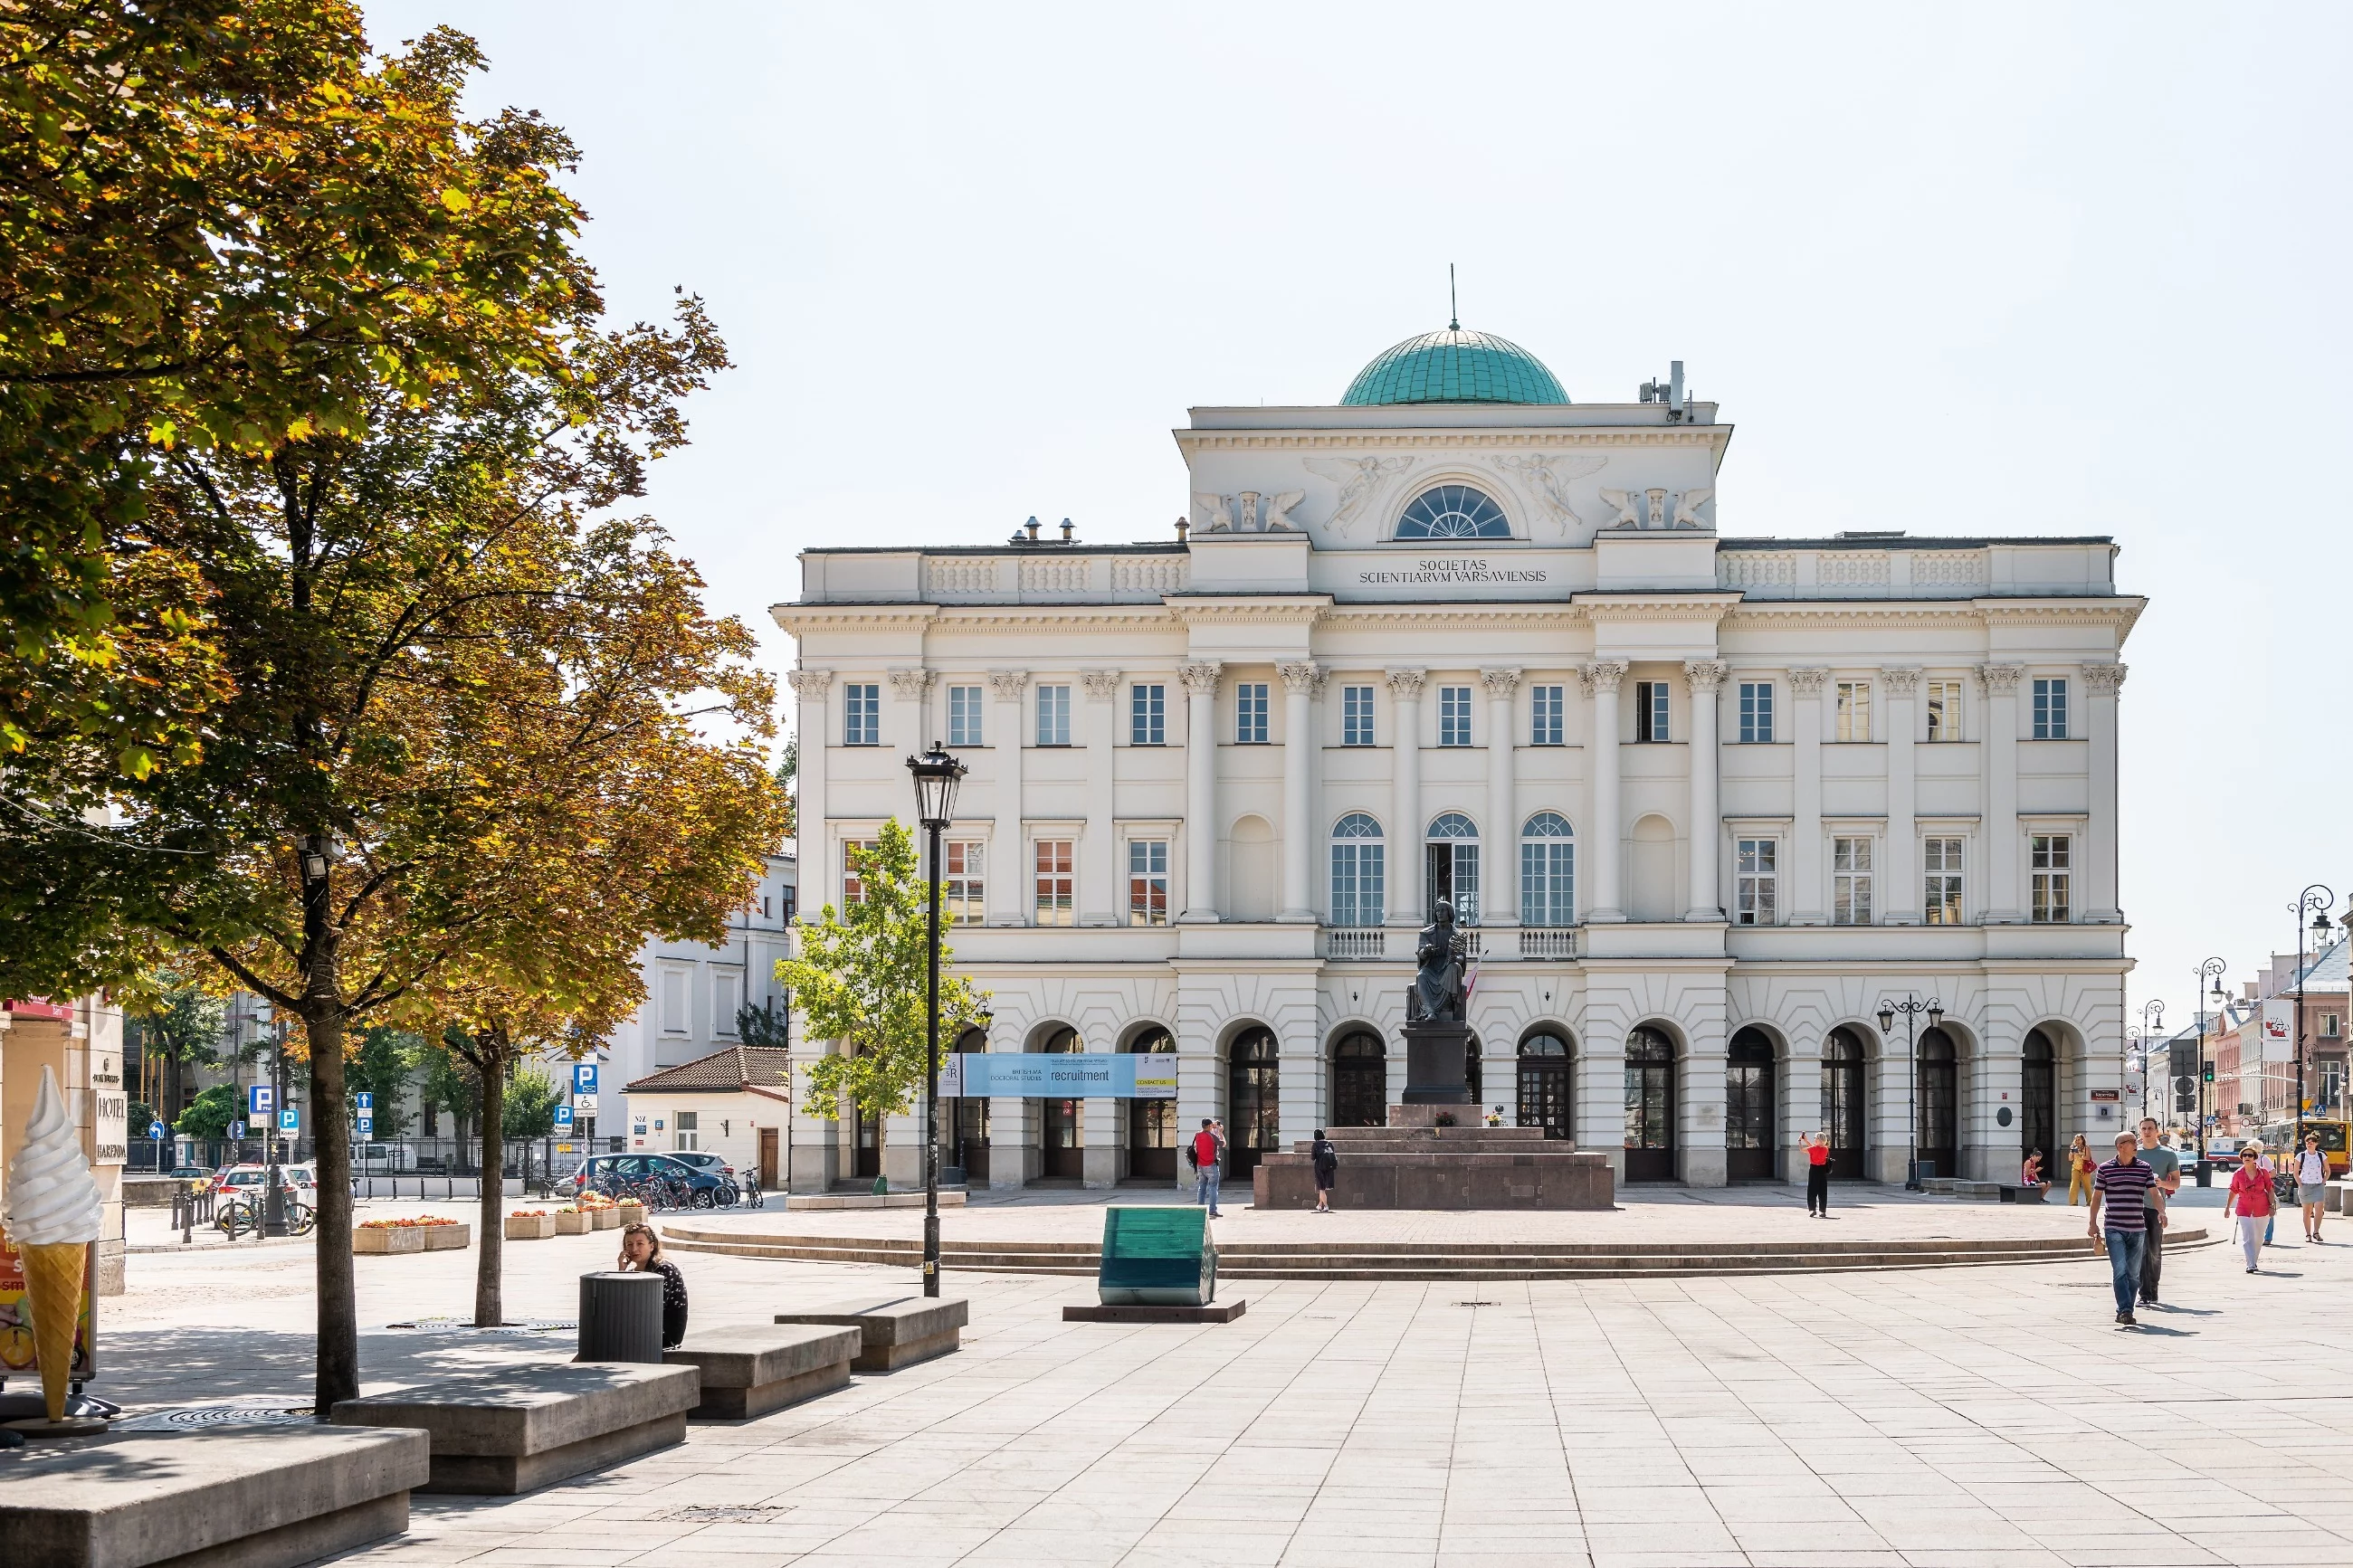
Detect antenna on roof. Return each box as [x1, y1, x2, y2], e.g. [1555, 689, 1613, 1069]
[1448, 263, 1459, 331]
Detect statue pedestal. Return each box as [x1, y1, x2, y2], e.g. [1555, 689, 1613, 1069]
[1400, 1021, 1473, 1105]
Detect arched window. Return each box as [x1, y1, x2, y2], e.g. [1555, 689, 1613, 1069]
[1520, 812, 1575, 928]
[1426, 812, 1480, 925]
[1395, 484, 1510, 539]
[1519, 1029, 1571, 1138]
[1228, 1027, 1281, 1178]
[1917, 1027, 1958, 1178]
[1329, 813, 1385, 928]
[1624, 1026, 1675, 1183]
[1331, 1031, 1386, 1127]
[1726, 1026, 1776, 1182]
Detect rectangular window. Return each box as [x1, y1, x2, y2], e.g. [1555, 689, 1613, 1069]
[1329, 838, 1386, 927]
[1735, 840, 1777, 926]
[947, 684, 984, 747]
[2325, 1060, 2346, 1112]
[1738, 681, 1774, 744]
[674, 1110, 699, 1152]
[1635, 680, 1670, 742]
[1129, 684, 1166, 746]
[1035, 683, 1071, 746]
[1833, 836, 1873, 925]
[843, 683, 880, 746]
[1925, 679, 1962, 741]
[1922, 836, 1964, 926]
[2033, 677, 2069, 739]
[2326, 1013, 2343, 1039]
[942, 841, 986, 924]
[1034, 839, 1075, 926]
[1342, 685, 1376, 746]
[1519, 838, 1574, 927]
[1127, 839, 1169, 927]
[2030, 833, 2072, 923]
[714, 968, 744, 1038]
[658, 965, 690, 1034]
[1235, 682, 1269, 744]
[1530, 684, 1564, 746]
[1835, 681, 1872, 742]
[1438, 685, 1473, 746]
[841, 839, 880, 906]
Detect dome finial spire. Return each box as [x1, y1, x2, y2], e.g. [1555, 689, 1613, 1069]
[1448, 262, 1459, 331]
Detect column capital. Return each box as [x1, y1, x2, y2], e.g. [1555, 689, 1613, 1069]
[2081, 661, 2128, 696]
[1880, 666, 1921, 697]
[1277, 660, 1325, 696]
[1579, 660, 1626, 696]
[1385, 667, 1427, 699]
[1081, 669, 1123, 701]
[1788, 666, 1828, 698]
[1480, 666, 1522, 698]
[1681, 660, 1728, 696]
[986, 668, 1032, 699]
[887, 666, 936, 700]
[1975, 661, 2024, 694]
[786, 667, 833, 699]
[1178, 660, 1223, 696]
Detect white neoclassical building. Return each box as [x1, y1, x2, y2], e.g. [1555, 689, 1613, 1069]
[773, 325, 2142, 1193]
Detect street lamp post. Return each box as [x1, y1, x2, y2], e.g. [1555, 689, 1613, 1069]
[2137, 999, 2166, 1131]
[906, 742, 967, 1300]
[263, 1016, 290, 1237]
[2196, 956, 2226, 1168]
[1876, 993, 1943, 1189]
[2291, 884, 2334, 1140]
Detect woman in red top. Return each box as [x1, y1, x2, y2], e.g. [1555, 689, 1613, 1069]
[2224, 1145, 2275, 1273]
[1803, 1130, 1832, 1218]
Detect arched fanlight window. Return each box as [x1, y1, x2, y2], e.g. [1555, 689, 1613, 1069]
[1520, 812, 1575, 928]
[1426, 813, 1479, 924]
[1329, 812, 1385, 928]
[1395, 484, 1510, 539]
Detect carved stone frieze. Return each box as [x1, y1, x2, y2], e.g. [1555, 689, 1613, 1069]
[1303, 456, 1415, 537]
[1493, 453, 1605, 527]
[1881, 667, 1921, 697]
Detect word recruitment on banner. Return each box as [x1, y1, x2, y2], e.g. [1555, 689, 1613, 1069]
[943, 1053, 1176, 1099]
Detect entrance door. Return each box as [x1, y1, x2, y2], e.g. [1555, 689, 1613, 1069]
[1127, 1027, 1176, 1180]
[1332, 1031, 1386, 1127]
[1040, 1026, 1084, 1180]
[1518, 1031, 1570, 1138]
[1623, 1026, 1675, 1183]
[757, 1126, 778, 1191]
[853, 1106, 881, 1180]
[954, 1098, 991, 1183]
[1228, 1027, 1281, 1181]
[1821, 1029, 1866, 1179]
[1726, 1027, 1777, 1182]
[1917, 1028, 1958, 1177]
[2022, 1028, 2057, 1168]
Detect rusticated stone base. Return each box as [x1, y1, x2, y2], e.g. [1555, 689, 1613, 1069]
[1253, 1120, 1615, 1211]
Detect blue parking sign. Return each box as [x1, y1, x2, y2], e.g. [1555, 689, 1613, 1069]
[553, 1105, 574, 1126]
[278, 1107, 299, 1132]
[230, 1120, 246, 1139]
[249, 1084, 273, 1117]
[573, 1063, 598, 1095]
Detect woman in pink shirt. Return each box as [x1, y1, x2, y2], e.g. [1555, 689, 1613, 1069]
[2224, 1145, 2276, 1272]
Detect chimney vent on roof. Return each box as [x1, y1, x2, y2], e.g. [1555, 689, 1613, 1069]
[1060, 518, 1075, 543]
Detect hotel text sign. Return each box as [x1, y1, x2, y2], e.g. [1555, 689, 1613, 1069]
[1358, 557, 1549, 588]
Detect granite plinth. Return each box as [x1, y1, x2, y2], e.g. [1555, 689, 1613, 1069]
[1063, 1300, 1248, 1323]
[665, 1324, 862, 1420]
[329, 1362, 697, 1495]
[0, 1426, 427, 1568]
[775, 1295, 968, 1372]
[1254, 1123, 1615, 1211]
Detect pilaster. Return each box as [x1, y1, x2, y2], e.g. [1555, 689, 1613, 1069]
[1583, 661, 1626, 922]
[1789, 668, 1827, 926]
[1386, 668, 1426, 925]
[1882, 667, 1920, 926]
[1178, 661, 1222, 923]
[986, 670, 1030, 925]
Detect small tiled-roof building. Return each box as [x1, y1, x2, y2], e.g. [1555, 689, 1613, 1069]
[624, 1045, 794, 1189]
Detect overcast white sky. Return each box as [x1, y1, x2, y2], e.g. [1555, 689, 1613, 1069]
[365, 2, 2350, 1035]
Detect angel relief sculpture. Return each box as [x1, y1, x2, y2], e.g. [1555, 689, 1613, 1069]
[1302, 455, 1414, 537]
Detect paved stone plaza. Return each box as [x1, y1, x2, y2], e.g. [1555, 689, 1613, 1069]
[85, 1189, 2353, 1566]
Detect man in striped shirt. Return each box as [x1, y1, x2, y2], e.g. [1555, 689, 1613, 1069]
[2088, 1130, 2164, 1327]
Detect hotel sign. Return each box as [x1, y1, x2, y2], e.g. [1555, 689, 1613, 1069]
[1357, 556, 1549, 588]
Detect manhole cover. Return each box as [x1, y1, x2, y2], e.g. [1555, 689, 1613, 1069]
[116, 1404, 316, 1431]
[664, 1504, 793, 1522]
[1453, 1299, 1500, 1307]
[388, 1316, 576, 1333]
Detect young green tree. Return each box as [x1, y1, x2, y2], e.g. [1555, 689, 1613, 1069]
[175, 1082, 239, 1139]
[777, 821, 989, 1184]
[346, 1027, 421, 1140]
[501, 1068, 560, 1142]
[123, 974, 227, 1124]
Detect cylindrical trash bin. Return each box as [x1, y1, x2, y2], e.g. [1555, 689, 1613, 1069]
[577, 1270, 664, 1364]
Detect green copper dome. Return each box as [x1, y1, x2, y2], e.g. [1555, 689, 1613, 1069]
[1340, 325, 1567, 406]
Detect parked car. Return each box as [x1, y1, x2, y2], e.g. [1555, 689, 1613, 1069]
[351, 1141, 418, 1174]
[211, 1163, 317, 1201]
[664, 1151, 736, 1183]
[569, 1153, 734, 1207]
[167, 1164, 209, 1181]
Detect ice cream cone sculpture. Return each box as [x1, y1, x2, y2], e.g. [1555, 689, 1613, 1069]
[4, 1066, 103, 1421]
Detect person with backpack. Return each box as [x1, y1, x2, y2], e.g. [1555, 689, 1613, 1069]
[1310, 1129, 1339, 1212]
[1186, 1118, 1225, 1217]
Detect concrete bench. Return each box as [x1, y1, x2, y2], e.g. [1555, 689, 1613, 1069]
[666, 1324, 862, 1420]
[0, 1426, 427, 1568]
[775, 1295, 969, 1372]
[1998, 1183, 2048, 1203]
[331, 1362, 698, 1495]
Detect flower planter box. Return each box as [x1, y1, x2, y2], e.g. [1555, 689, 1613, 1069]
[614, 1203, 646, 1227]
[504, 1214, 557, 1240]
[590, 1208, 620, 1231]
[424, 1222, 471, 1251]
[553, 1211, 593, 1235]
[355, 1227, 427, 1255]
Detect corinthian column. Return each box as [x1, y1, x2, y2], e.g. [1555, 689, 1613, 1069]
[2082, 662, 2127, 923]
[1789, 668, 1827, 926]
[786, 667, 831, 899]
[1081, 669, 1121, 926]
[986, 669, 1029, 925]
[1481, 668, 1521, 927]
[1386, 668, 1425, 924]
[1277, 661, 1323, 923]
[1178, 661, 1222, 923]
[1979, 663, 2023, 922]
[1683, 660, 1727, 920]
[1583, 661, 1626, 922]
[1882, 667, 1920, 925]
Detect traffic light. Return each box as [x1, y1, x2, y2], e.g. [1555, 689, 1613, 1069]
[2203, 1061, 2216, 1083]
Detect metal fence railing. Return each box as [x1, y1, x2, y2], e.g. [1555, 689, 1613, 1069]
[128, 1135, 626, 1196]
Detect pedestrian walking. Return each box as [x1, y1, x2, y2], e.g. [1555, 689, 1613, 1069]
[1310, 1129, 1339, 1212]
[1803, 1130, 1831, 1217]
[2066, 1134, 2094, 1205]
[2135, 1117, 2179, 1307]
[2297, 1133, 2329, 1241]
[1187, 1118, 1225, 1217]
[2224, 1145, 2276, 1272]
[2086, 1130, 2161, 1327]
[617, 1222, 690, 1348]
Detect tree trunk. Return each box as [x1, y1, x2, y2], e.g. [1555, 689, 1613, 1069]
[301, 990, 357, 1416]
[475, 1039, 506, 1328]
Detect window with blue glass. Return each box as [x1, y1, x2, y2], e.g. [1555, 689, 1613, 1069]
[1635, 680, 1670, 742]
[1235, 682, 1270, 744]
[1519, 813, 1575, 927]
[1329, 813, 1386, 927]
[1394, 484, 1510, 539]
[1738, 680, 1773, 744]
[1438, 685, 1472, 746]
[843, 683, 880, 746]
[947, 684, 984, 747]
[1035, 683, 1071, 746]
[1425, 812, 1480, 924]
[1130, 683, 1165, 746]
[1530, 684, 1564, 746]
[2032, 677, 2068, 739]
[1342, 685, 1376, 746]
